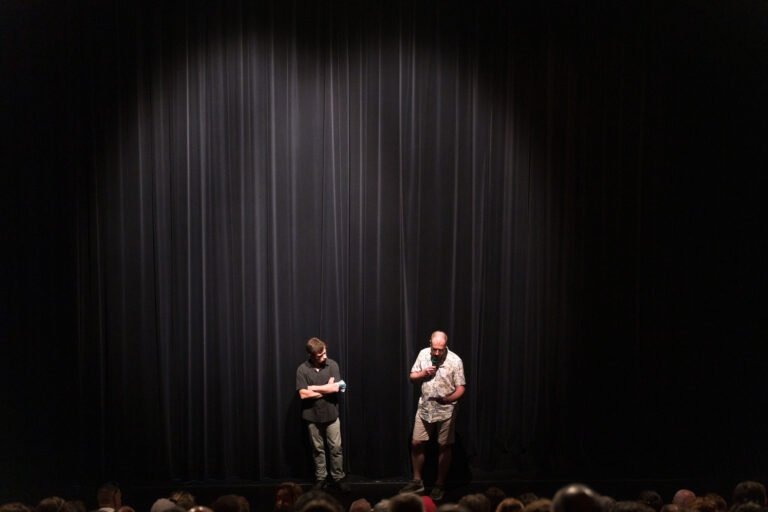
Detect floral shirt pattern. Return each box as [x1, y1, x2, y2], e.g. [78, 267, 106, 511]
[411, 347, 466, 422]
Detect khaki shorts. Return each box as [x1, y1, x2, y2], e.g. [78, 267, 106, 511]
[412, 411, 456, 445]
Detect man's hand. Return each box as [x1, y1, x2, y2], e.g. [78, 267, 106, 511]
[409, 365, 437, 383]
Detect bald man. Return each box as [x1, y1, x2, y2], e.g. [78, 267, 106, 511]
[400, 331, 465, 501]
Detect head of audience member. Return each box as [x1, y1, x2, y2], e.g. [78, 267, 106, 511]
[522, 499, 551, 512]
[96, 482, 123, 510]
[673, 491, 696, 508]
[704, 494, 727, 512]
[1, 503, 33, 512]
[660, 505, 680, 512]
[350, 500, 372, 512]
[293, 491, 343, 512]
[36, 498, 70, 512]
[67, 501, 85, 512]
[116, 507, 135, 512]
[459, 495, 490, 512]
[518, 495, 539, 508]
[170, 491, 196, 511]
[2, 504, 31, 512]
[598, 496, 616, 512]
[237, 496, 250, 512]
[421, 498, 437, 512]
[733, 482, 767, 507]
[388, 494, 423, 512]
[687, 498, 718, 512]
[484, 488, 506, 512]
[97, 484, 122, 511]
[212, 496, 240, 512]
[151, 499, 183, 512]
[609, 502, 655, 512]
[638, 492, 663, 512]
[729, 503, 767, 512]
[373, 500, 390, 512]
[495, 498, 524, 512]
[274, 483, 304, 512]
[552, 484, 602, 512]
[436, 505, 470, 512]
[190, 507, 213, 512]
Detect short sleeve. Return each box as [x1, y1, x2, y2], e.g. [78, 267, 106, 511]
[453, 358, 466, 387]
[296, 365, 308, 391]
[410, 351, 424, 373]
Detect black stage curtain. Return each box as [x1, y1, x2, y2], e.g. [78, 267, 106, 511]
[2, 0, 767, 489]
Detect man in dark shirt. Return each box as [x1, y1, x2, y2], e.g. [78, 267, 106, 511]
[296, 337, 349, 491]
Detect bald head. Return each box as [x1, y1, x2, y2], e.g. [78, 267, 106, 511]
[673, 490, 696, 507]
[552, 484, 601, 512]
[429, 331, 448, 363]
[350, 499, 372, 512]
[430, 331, 447, 344]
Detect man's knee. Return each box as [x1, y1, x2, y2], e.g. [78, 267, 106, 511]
[411, 439, 426, 450]
[326, 434, 341, 448]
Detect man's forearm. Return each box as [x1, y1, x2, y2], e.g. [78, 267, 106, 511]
[299, 388, 323, 399]
[444, 385, 465, 402]
[309, 383, 340, 394]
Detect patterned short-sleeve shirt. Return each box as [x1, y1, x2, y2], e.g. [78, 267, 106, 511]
[411, 347, 466, 422]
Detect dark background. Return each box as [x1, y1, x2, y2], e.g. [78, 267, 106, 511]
[2, 0, 766, 502]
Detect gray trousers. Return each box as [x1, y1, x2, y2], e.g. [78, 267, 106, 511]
[307, 418, 345, 481]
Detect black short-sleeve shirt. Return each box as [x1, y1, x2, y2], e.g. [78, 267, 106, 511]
[296, 358, 341, 423]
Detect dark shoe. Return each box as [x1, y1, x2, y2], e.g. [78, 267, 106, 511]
[430, 485, 445, 501]
[312, 479, 327, 490]
[399, 479, 425, 494]
[331, 478, 351, 493]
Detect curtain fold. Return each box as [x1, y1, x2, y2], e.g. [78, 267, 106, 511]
[78, 1, 545, 480]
